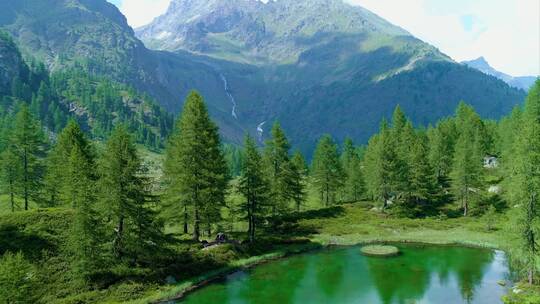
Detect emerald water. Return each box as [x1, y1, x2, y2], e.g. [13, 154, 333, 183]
[179, 244, 509, 304]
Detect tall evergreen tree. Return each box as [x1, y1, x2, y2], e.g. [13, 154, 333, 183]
[163, 91, 228, 241]
[66, 145, 101, 281]
[427, 119, 457, 188]
[290, 150, 307, 212]
[263, 122, 294, 215]
[341, 138, 364, 202]
[238, 135, 269, 242]
[98, 125, 162, 259]
[10, 104, 46, 210]
[44, 120, 94, 206]
[509, 80, 540, 284]
[311, 135, 344, 206]
[0, 147, 20, 212]
[407, 132, 437, 215]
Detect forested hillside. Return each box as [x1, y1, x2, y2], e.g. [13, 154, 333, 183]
[0, 31, 173, 149]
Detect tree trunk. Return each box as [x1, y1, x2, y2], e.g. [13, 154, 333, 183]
[9, 180, 14, 213]
[193, 205, 200, 241]
[529, 268, 534, 285]
[23, 149, 28, 211]
[114, 215, 124, 258]
[183, 204, 188, 234]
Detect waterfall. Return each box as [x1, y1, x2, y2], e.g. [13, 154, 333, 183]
[220, 73, 238, 119]
[257, 121, 266, 142]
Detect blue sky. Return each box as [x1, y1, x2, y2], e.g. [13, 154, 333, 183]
[108, 0, 539, 76]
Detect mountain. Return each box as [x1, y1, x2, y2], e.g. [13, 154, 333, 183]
[0, 0, 526, 155]
[462, 57, 537, 91]
[137, 0, 525, 152]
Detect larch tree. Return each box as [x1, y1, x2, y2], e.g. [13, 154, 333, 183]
[0, 147, 19, 212]
[163, 91, 228, 241]
[10, 104, 46, 210]
[263, 122, 294, 215]
[98, 125, 162, 259]
[290, 150, 307, 212]
[66, 144, 102, 281]
[44, 119, 95, 206]
[341, 138, 364, 202]
[238, 135, 269, 242]
[311, 134, 343, 207]
[509, 80, 540, 284]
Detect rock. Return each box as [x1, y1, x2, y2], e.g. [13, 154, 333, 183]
[488, 185, 501, 194]
[215, 233, 228, 243]
[361, 245, 400, 257]
[165, 275, 177, 285]
[497, 280, 506, 286]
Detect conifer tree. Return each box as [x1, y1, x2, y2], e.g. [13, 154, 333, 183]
[10, 104, 46, 210]
[163, 91, 228, 241]
[341, 138, 364, 202]
[0, 148, 19, 212]
[66, 145, 101, 281]
[509, 80, 540, 284]
[98, 125, 162, 258]
[407, 132, 437, 215]
[263, 122, 294, 215]
[451, 130, 484, 217]
[427, 119, 456, 187]
[363, 120, 400, 210]
[44, 120, 94, 206]
[238, 135, 269, 242]
[290, 150, 307, 211]
[311, 135, 343, 206]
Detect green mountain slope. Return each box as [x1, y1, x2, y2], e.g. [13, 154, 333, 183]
[0, 0, 526, 155]
[0, 32, 173, 148]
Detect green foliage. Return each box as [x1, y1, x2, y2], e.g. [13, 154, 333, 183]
[238, 135, 270, 242]
[98, 125, 163, 260]
[311, 134, 344, 206]
[0, 251, 36, 304]
[10, 104, 47, 210]
[163, 91, 229, 240]
[340, 138, 365, 203]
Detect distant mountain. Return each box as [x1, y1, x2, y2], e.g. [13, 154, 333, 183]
[462, 57, 537, 91]
[0, 32, 25, 95]
[0, 0, 527, 155]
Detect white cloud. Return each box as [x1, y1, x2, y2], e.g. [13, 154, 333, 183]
[115, 0, 171, 28]
[347, 0, 539, 76]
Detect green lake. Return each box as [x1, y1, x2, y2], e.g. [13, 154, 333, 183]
[179, 244, 510, 304]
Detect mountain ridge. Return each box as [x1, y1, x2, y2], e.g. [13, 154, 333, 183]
[462, 57, 537, 91]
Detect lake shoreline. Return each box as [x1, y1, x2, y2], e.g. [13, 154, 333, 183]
[140, 236, 506, 304]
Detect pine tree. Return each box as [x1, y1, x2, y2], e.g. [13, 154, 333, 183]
[427, 119, 456, 188]
[363, 120, 400, 210]
[0, 148, 20, 212]
[98, 125, 162, 259]
[451, 131, 484, 217]
[407, 132, 437, 215]
[66, 145, 101, 281]
[311, 135, 344, 207]
[10, 104, 46, 210]
[290, 150, 307, 212]
[44, 120, 94, 206]
[238, 135, 269, 242]
[509, 80, 540, 284]
[163, 91, 228, 241]
[263, 122, 294, 215]
[341, 138, 364, 202]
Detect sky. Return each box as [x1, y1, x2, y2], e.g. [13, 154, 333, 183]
[107, 0, 539, 76]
